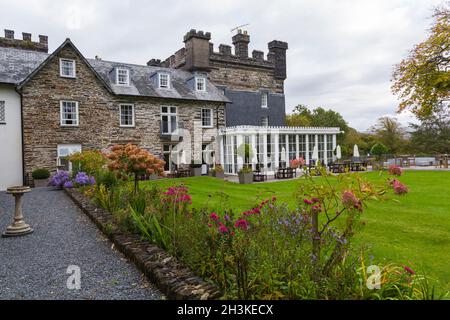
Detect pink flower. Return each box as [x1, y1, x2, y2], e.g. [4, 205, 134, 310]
[218, 225, 229, 233]
[342, 190, 362, 212]
[392, 179, 409, 195]
[403, 265, 415, 275]
[388, 165, 403, 176]
[311, 197, 320, 203]
[234, 219, 249, 231]
[252, 207, 260, 214]
[304, 199, 313, 205]
[311, 204, 322, 214]
[210, 212, 219, 221]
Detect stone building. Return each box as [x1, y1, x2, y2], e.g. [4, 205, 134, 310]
[0, 28, 341, 190]
[0, 30, 228, 189]
[156, 29, 288, 127]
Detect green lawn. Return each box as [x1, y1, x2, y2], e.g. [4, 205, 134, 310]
[142, 171, 450, 292]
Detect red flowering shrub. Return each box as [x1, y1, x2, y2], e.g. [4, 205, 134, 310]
[291, 157, 306, 168]
[106, 144, 165, 192]
[388, 165, 403, 176]
[391, 179, 409, 195]
[342, 190, 363, 212]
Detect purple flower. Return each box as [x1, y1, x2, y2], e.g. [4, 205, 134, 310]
[48, 171, 70, 188]
[74, 172, 96, 186]
[63, 180, 74, 188]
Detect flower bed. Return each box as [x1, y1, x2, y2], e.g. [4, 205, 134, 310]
[65, 187, 222, 300]
[59, 146, 444, 300]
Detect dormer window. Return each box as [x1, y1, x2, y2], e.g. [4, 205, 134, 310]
[159, 73, 170, 89]
[60, 59, 76, 78]
[195, 77, 206, 92]
[116, 68, 130, 86]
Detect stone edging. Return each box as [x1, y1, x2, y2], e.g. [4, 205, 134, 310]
[64, 188, 222, 300]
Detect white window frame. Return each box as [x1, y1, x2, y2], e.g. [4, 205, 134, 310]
[0, 101, 5, 124]
[158, 73, 170, 89]
[116, 68, 130, 86]
[119, 104, 135, 127]
[261, 92, 268, 108]
[195, 77, 206, 92]
[201, 108, 214, 128]
[261, 116, 269, 127]
[160, 106, 177, 134]
[59, 58, 76, 78]
[57, 144, 82, 170]
[60, 100, 79, 126]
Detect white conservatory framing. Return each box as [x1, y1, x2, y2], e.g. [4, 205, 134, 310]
[218, 126, 342, 175]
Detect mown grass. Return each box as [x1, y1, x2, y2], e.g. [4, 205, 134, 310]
[142, 170, 450, 292]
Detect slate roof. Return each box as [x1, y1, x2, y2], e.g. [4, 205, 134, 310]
[88, 58, 229, 102]
[0, 46, 48, 84]
[0, 43, 229, 103]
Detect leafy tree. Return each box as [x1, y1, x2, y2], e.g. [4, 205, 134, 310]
[391, 5, 450, 118]
[286, 105, 349, 143]
[106, 144, 165, 193]
[370, 117, 407, 155]
[370, 143, 389, 160]
[409, 103, 450, 154]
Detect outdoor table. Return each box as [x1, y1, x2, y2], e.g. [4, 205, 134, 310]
[177, 168, 191, 178]
[351, 162, 364, 172]
[253, 170, 267, 182]
[276, 167, 295, 179]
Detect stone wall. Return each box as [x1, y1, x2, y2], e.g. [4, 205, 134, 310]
[21, 44, 224, 179]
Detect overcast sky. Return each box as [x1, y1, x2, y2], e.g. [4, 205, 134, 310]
[1, 0, 445, 130]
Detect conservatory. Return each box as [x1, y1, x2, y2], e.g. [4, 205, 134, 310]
[218, 126, 342, 175]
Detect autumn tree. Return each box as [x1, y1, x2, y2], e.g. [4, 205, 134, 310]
[106, 144, 165, 193]
[392, 5, 450, 118]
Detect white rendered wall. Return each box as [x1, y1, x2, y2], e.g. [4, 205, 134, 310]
[0, 85, 22, 191]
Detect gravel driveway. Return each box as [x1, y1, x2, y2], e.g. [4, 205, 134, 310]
[0, 187, 162, 300]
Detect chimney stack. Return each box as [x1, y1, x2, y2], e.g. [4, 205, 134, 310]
[268, 40, 288, 80]
[232, 29, 250, 58]
[22, 32, 32, 41]
[0, 29, 48, 53]
[4, 29, 14, 39]
[183, 29, 211, 72]
[39, 35, 48, 46]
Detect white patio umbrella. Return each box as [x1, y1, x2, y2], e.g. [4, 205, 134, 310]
[353, 144, 360, 158]
[312, 145, 319, 161]
[180, 149, 186, 165]
[336, 145, 342, 160]
[281, 147, 287, 167]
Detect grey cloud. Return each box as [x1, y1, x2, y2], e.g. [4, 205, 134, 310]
[0, 0, 442, 130]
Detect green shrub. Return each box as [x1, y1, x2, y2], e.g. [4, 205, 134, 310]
[32, 168, 50, 180]
[96, 169, 118, 190]
[371, 143, 389, 160]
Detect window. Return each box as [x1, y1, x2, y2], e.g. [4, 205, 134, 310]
[161, 106, 177, 134]
[159, 73, 170, 89]
[261, 116, 269, 127]
[196, 77, 206, 91]
[288, 135, 296, 161]
[261, 92, 268, 108]
[0, 101, 5, 124]
[60, 101, 79, 126]
[120, 104, 134, 127]
[116, 68, 130, 86]
[57, 144, 81, 171]
[201, 108, 213, 127]
[60, 59, 76, 78]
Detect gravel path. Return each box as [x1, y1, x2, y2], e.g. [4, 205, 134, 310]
[0, 187, 162, 300]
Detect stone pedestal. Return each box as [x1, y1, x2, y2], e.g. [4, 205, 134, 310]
[2, 186, 33, 237]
